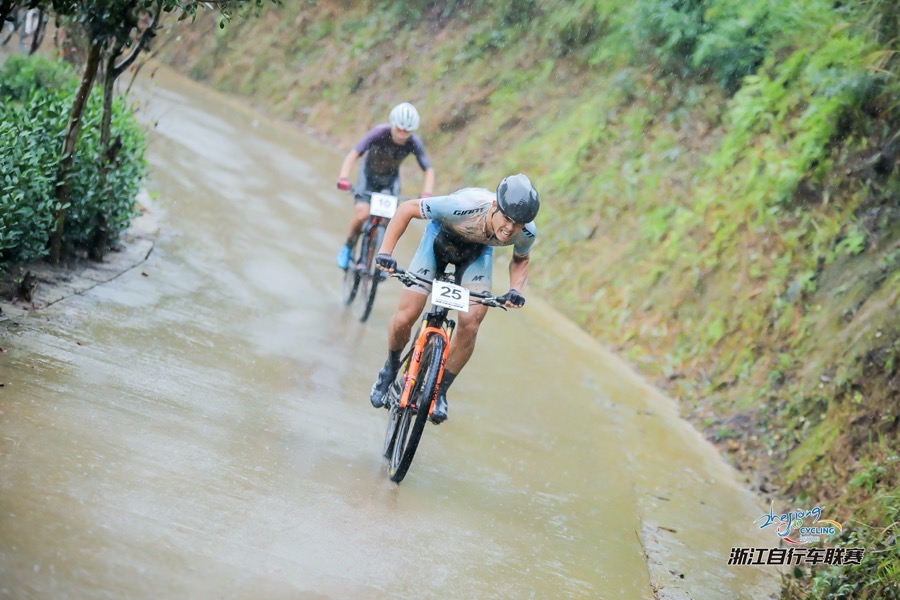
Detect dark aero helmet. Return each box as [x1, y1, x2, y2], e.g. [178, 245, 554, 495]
[496, 173, 539, 224]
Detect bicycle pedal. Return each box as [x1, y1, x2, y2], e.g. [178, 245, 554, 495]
[386, 389, 399, 408]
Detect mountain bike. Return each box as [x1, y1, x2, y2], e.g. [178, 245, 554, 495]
[381, 264, 509, 483]
[341, 188, 405, 322]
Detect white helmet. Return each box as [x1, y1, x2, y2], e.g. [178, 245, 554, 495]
[389, 102, 420, 131]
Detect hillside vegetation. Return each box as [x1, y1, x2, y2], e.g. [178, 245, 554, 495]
[155, 1, 898, 596]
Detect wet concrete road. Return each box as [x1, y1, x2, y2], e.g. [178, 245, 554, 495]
[0, 65, 781, 599]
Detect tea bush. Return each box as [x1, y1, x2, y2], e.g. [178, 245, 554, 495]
[0, 55, 146, 266]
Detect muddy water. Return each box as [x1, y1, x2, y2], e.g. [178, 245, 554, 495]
[0, 65, 781, 599]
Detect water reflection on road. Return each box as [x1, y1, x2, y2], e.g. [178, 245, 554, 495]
[0, 64, 780, 599]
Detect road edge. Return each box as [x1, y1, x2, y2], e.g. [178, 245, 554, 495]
[0, 189, 160, 323]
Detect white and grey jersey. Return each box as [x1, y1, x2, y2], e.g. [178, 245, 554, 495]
[416, 188, 537, 257]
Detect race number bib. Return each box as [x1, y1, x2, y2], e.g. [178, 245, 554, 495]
[432, 280, 469, 312]
[369, 193, 398, 218]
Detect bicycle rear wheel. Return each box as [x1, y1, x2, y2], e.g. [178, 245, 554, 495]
[341, 234, 363, 305]
[354, 222, 385, 322]
[388, 334, 444, 483]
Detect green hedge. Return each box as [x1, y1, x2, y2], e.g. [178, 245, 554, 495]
[0, 55, 146, 266]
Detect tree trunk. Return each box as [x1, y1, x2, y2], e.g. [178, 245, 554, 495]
[49, 38, 102, 264]
[100, 0, 161, 174]
[92, 49, 120, 263]
[100, 49, 117, 149]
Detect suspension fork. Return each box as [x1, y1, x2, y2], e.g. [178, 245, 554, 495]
[365, 217, 387, 254]
[357, 217, 382, 271]
[398, 315, 451, 409]
[427, 318, 456, 416]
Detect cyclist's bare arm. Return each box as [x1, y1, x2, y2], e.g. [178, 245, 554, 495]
[422, 167, 435, 196]
[507, 253, 530, 308]
[338, 149, 360, 180]
[378, 200, 422, 260]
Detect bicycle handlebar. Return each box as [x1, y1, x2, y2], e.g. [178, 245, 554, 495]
[349, 187, 412, 202]
[390, 267, 509, 310]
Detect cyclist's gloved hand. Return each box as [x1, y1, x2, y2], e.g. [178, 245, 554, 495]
[418, 193, 431, 199]
[337, 177, 351, 191]
[503, 288, 525, 308]
[375, 253, 397, 272]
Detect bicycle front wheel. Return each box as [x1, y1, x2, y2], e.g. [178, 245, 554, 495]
[388, 334, 444, 483]
[354, 222, 385, 322]
[341, 235, 363, 306]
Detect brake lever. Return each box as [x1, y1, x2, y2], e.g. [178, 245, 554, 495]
[476, 297, 507, 311]
[392, 272, 429, 291]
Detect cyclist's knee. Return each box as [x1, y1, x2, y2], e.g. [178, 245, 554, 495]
[395, 292, 426, 321]
[456, 309, 486, 337]
[388, 307, 419, 348]
[395, 303, 422, 327]
[353, 203, 370, 220]
[462, 303, 488, 324]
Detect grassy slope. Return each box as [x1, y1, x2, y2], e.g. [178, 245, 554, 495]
[155, 1, 898, 596]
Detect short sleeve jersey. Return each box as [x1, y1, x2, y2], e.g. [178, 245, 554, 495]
[417, 188, 537, 257]
[353, 124, 431, 179]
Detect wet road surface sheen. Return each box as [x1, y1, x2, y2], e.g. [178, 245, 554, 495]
[0, 65, 780, 599]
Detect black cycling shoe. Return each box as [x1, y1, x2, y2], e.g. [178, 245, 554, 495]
[370, 365, 397, 409]
[429, 389, 448, 424]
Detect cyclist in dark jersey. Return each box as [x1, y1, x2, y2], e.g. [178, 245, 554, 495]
[369, 174, 540, 424]
[335, 102, 435, 269]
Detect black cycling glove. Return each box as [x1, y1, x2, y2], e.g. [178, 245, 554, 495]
[504, 289, 525, 307]
[375, 253, 397, 271]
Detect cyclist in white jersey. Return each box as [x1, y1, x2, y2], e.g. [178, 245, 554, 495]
[369, 174, 539, 423]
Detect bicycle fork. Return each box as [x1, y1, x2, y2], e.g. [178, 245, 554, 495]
[398, 317, 454, 414]
[359, 217, 386, 269]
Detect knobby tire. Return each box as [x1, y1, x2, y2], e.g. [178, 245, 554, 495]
[388, 334, 444, 483]
[382, 335, 418, 460]
[341, 233, 363, 305]
[355, 222, 385, 322]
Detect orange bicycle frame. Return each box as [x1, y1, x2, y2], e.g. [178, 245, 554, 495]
[397, 317, 454, 413]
